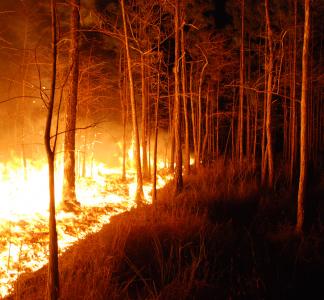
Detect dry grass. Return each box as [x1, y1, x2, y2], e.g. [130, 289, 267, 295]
[7, 159, 324, 299]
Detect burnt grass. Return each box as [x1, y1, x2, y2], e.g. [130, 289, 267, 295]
[7, 163, 324, 300]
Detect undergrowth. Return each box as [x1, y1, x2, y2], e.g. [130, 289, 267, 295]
[7, 159, 324, 299]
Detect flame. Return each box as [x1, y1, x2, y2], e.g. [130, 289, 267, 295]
[0, 150, 171, 297]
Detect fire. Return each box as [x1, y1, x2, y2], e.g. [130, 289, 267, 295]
[0, 152, 171, 298]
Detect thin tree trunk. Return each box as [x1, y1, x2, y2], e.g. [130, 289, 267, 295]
[202, 86, 210, 163]
[174, 0, 183, 192]
[190, 62, 197, 167]
[121, 0, 144, 203]
[216, 81, 220, 160]
[152, 49, 161, 205]
[296, 0, 310, 233]
[231, 89, 236, 161]
[141, 53, 149, 178]
[252, 93, 258, 170]
[290, 0, 297, 185]
[46, 0, 59, 298]
[238, 0, 245, 164]
[197, 52, 208, 167]
[120, 50, 127, 181]
[63, 0, 80, 208]
[265, 0, 274, 189]
[181, 16, 190, 175]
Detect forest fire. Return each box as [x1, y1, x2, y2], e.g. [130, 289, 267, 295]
[0, 0, 323, 298]
[0, 155, 171, 297]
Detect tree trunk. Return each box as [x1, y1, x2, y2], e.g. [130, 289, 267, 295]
[296, 0, 310, 233]
[174, 0, 183, 193]
[181, 15, 190, 175]
[265, 0, 274, 189]
[119, 50, 127, 181]
[202, 86, 210, 163]
[63, 0, 80, 209]
[190, 62, 198, 167]
[197, 52, 208, 167]
[121, 0, 144, 204]
[152, 54, 160, 205]
[216, 81, 220, 160]
[141, 53, 149, 178]
[290, 0, 297, 185]
[238, 0, 244, 164]
[45, 0, 59, 298]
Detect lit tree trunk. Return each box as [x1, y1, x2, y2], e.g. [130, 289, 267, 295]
[121, 0, 144, 203]
[252, 93, 258, 170]
[265, 0, 274, 189]
[216, 81, 220, 160]
[197, 51, 208, 167]
[296, 0, 310, 233]
[190, 62, 198, 167]
[63, 0, 80, 209]
[174, 0, 183, 192]
[202, 86, 210, 163]
[181, 15, 190, 175]
[238, 0, 244, 164]
[152, 50, 161, 205]
[290, 0, 297, 185]
[141, 53, 149, 178]
[231, 88, 236, 161]
[45, 0, 59, 298]
[119, 50, 127, 181]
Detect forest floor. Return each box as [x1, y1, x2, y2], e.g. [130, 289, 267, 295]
[6, 160, 324, 300]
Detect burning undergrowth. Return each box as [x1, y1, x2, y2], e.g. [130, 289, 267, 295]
[0, 158, 170, 298]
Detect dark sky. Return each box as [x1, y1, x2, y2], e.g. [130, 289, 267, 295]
[212, 0, 231, 29]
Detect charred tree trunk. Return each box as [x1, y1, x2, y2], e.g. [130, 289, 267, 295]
[63, 0, 80, 209]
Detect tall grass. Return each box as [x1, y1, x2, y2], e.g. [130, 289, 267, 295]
[8, 159, 324, 299]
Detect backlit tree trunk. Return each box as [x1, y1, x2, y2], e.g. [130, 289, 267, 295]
[63, 0, 80, 208]
[45, 0, 59, 298]
[121, 0, 144, 203]
[296, 0, 310, 233]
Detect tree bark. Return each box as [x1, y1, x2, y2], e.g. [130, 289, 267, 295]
[296, 0, 310, 233]
[174, 0, 183, 193]
[141, 53, 149, 178]
[265, 0, 274, 189]
[45, 0, 59, 298]
[181, 13, 190, 175]
[238, 0, 245, 164]
[121, 0, 144, 204]
[63, 0, 80, 209]
[290, 0, 297, 185]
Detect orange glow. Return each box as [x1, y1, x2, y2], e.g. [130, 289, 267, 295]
[0, 150, 171, 297]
